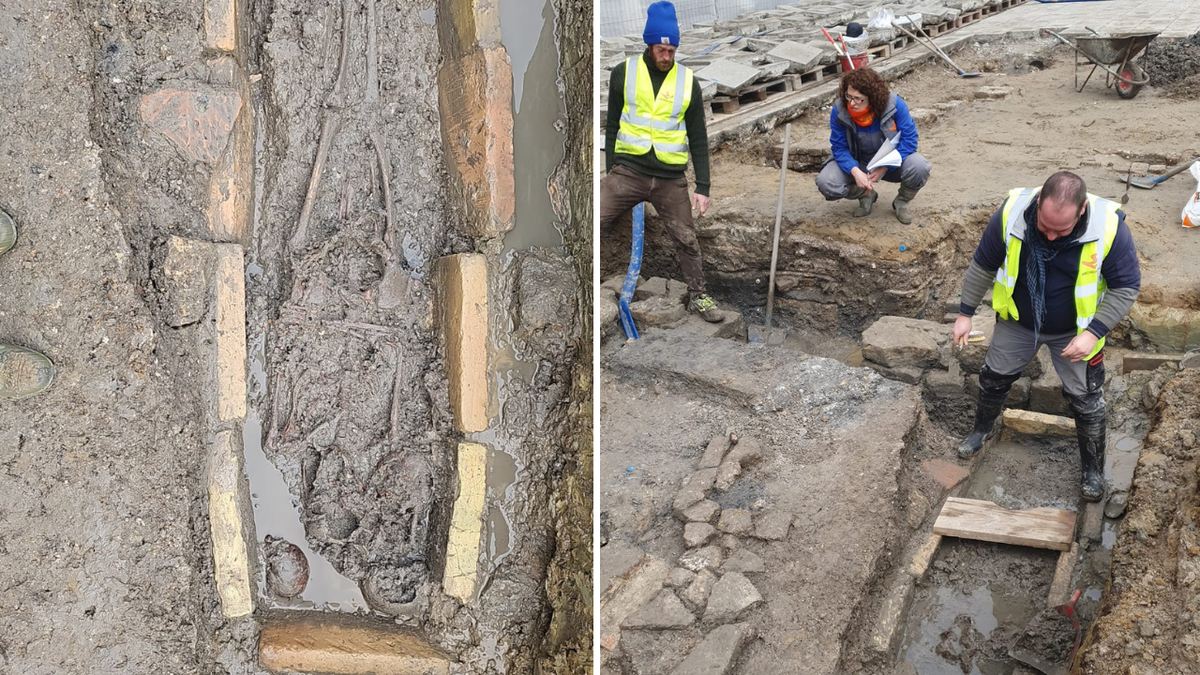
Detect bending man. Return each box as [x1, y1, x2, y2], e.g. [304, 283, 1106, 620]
[953, 171, 1140, 502]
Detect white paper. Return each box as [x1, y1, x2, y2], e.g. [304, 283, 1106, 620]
[866, 135, 902, 172]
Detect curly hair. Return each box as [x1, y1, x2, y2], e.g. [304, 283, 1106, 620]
[839, 67, 890, 119]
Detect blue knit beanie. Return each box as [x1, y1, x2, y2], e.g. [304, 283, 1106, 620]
[643, 1, 680, 47]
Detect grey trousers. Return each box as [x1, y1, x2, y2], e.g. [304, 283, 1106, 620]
[984, 318, 1101, 398]
[815, 152, 932, 200]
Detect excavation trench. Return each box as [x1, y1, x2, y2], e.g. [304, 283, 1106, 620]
[600, 32, 1200, 674]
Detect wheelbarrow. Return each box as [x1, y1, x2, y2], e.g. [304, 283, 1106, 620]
[1044, 29, 1157, 99]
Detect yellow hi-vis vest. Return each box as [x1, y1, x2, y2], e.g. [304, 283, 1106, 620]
[992, 188, 1121, 359]
[613, 56, 694, 165]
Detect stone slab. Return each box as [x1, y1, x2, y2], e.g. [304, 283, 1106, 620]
[161, 236, 213, 328]
[1002, 409, 1076, 438]
[434, 254, 489, 432]
[695, 59, 762, 96]
[767, 40, 824, 71]
[599, 555, 671, 652]
[703, 571, 763, 623]
[717, 509, 752, 535]
[753, 510, 792, 541]
[669, 623, 756, 675]
[862, 315, 943, 369]
[203, 0, 237, 52]
[443, 442, 486, 601]
[259, 613, 451, 674]
[682, 499, 721, 524]
[208, 430, 253, 618]
[621, 589, 696, 629]
[437, 48, 515, 238]
[214, 245, 247, 423]
[699, 434, 732, 469]
[685, 522, 718, 548]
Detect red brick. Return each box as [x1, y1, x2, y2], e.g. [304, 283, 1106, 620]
[922, 458, 970, 490]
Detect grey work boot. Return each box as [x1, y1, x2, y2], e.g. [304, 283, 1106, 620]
[892, 185, 919, 224]
[850, 187, 878, 217]
[0, 344, 55, 399]
[0, 209, 14, 255]
[690, 293, 724, 323]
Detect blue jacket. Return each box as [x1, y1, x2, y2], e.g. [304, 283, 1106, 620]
[829, 93, 919, 174]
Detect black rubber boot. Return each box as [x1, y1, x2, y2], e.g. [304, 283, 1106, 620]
[958, 365, 1021, 459]
[1068, 395, 1107, 502]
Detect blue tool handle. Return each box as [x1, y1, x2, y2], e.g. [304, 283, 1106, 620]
[618, 203, 645, 340]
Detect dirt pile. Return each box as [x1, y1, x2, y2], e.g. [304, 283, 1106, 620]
[1142, 33, 1200, 86]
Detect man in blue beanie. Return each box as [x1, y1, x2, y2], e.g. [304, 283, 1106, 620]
[601, 1, 723, 322]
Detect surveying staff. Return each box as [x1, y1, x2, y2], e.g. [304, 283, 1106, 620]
[601, 0, 723, 322]
[0, 208, 55, 399]
[953, 172, 1140, 502]
[815, 67, 931, 224]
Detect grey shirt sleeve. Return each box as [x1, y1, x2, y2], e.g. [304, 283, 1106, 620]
[958, 260, 995, 316]
[1089, 286, 1139, 338]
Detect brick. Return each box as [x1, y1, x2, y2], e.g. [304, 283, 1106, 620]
[434, 254, 489, 432]
[443, 442, 487, 601]
[921, 458, 970, 490]
[435, 0, 502, 60]
[206, 61, 254, 244]
[208, 430, 253, 618]
[140, 87, 243, 165]
[259, 613, 451, 674]
[203, 0, 237, 52]
[161, 236, 214, 327]
[214, 245, 247, 423]
[437, 49, 514, 239]
[1002, 409, 1075, 438]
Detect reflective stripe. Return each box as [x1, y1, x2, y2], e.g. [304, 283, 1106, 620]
[616, 132, 652, 148]
[619, 111, 685, 131]
[625, 57, 638, 117]
[671, 67, 686, 121]
[653, 141, 688, 153]
[1075, 282, 1097, 298]
[1077, 317, 1091, 330]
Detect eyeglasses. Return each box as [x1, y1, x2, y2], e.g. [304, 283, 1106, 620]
[845, 94, 868, 105]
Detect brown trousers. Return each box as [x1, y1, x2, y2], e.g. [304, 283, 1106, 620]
[600, 164, 706, 295]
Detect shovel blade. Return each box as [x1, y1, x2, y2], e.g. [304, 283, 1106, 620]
[1126, 175, 1158, 189]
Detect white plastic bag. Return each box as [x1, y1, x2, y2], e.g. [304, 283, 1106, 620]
[1183, 161, 1200, 228]
[867, 7, 895, 30]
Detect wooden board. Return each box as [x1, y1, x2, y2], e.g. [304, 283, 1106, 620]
[934, 497, 1076, 551]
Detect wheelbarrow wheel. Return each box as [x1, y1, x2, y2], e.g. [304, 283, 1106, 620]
[1117, 62, 1145, 99]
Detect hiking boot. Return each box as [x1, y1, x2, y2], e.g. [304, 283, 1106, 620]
[853, 189, 878, 217]
[892, 185, 919, 225]
[0, 209, 14, 255]
[690, 294, 724, 323]
[0, 344, 55, 399]
[958, 365, 1021, 459]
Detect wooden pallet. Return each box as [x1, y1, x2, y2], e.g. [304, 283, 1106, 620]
[709, 77, 793, 116]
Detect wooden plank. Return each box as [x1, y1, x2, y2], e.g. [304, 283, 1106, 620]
[1122, 353, 1182, 374]
[933, 497, 1076, 551]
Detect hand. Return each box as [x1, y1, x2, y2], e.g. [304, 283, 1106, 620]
[1061, 331, 1099, 362]
[868, 167, 887, 186]
[952, 315, 973, 348]
[850, 167, 873, 192]
[692, 193, 710, 216]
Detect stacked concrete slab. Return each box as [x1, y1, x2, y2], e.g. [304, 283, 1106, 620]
[599, 0, 1012, 119]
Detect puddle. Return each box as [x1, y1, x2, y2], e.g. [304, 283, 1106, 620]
[499, 0, 566, 251]
[1107, 432, 1142, 492]
[241, 103, 366, 612]
[902, 582, 1040, 674]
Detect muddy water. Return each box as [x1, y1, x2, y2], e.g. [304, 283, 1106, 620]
[902, 583, 1033, 675]
[499, 0, 566, 251]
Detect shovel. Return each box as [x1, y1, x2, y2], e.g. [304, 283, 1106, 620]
[1125, 156, 1200, 189]
[1009, 589, 1082, 675]
[893, 18, 982, 78]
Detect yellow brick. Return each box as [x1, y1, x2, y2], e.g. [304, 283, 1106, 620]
[436, 0, 502, 59]
[443, 442, 487, 601]
[206, 58, 254, 244]
[214, 245, 247, 422]
[1002, 408, 1075, 437]
[204, 0, 237, 52]
[259, 613, 451, 674]
[437, 49, 514, 239]
[434, 254, 489, 432]
[208, 430, 253, 618]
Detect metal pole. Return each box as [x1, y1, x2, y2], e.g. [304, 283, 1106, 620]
[765, 124, 791, 330]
